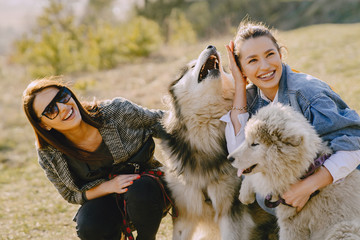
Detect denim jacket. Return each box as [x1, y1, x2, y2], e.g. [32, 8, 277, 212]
[246, 64, 360, 152]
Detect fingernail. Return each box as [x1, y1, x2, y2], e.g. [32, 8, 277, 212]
[124, 188, 128, 192]
[136, 175, 141, 179]
[130, 181, 133, 184]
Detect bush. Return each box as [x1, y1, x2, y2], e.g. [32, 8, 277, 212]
[167, 9, 197, 46]
[11, 1, 163, 77]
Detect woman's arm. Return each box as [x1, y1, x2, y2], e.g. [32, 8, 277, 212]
[105, 97, 165, 138]
[283, 98, 360, 211]
[225, 41, 247, 134]
[38, 152, 89, 204]
[282, 166, 333, 212]
[283, 150, 360, 212]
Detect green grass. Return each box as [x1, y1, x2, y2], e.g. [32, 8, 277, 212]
[1, 23, 360, 239]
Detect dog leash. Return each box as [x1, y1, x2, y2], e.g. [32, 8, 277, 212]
[264, 154, 331, 208]
[110, 170, 177, 240]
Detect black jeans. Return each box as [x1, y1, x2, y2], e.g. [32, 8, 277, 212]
[75, 175, 169, 240]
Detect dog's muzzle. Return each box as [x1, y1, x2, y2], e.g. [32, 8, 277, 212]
[227, 156, 235, 163]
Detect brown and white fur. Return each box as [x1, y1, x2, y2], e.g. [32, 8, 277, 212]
[160, 45, 278, 240]
[228, 103, 360, 240]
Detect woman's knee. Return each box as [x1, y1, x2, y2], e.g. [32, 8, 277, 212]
[75, 195, 123, 240]
[125, 175, 164, 204]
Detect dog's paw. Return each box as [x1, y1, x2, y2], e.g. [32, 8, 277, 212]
[239, 192, 255, 205]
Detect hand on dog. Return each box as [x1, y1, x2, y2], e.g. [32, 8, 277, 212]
[282, 166, 333, 212]
[282, 180, 312, 212]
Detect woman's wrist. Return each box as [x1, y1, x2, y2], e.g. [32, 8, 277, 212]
[231, 105, 248, 112]
[234, 81, 247, 90]
[303, 166, 333, 193]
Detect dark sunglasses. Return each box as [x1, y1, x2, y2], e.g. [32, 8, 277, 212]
[40, 87, 72, 120]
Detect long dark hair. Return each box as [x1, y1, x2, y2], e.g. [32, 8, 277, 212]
[23, 77, 105, 162]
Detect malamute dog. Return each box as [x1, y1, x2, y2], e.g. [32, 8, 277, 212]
[228, 103, 360, 240]
[161, 45, 277, 240]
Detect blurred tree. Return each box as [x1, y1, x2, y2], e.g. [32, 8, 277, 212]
[120, 16, 164, 58]
[167, 8, 197, 46]
[137, 0, 188, 24]
[135, 0, 190, 42]
[186, 1, 212, 37]
[11, 0, 163, 77]
[81, 0, 117, 24]
[136, 0, 360, 38]
[12, 0, 80, 77]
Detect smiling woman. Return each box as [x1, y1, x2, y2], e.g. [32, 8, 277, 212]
[223, 20, 360, 217]
[22, 77, 171, 240]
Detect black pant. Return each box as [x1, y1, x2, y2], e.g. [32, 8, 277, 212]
[75, 175, 169, 240]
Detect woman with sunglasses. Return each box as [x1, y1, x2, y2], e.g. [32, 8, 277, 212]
[23, 78, 170, 240]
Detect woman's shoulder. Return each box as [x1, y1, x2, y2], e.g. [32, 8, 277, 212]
[98, 97, 137, 114]
[285, 65, 332, 97]
[98, 97, 144, 123]
[37, 144, 62, 165]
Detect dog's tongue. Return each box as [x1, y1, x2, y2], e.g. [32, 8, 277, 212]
[237, 169, 244, 177]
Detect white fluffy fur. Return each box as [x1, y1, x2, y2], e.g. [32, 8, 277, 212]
[229, 103, 360, 240]
[161, 46, 276, 240]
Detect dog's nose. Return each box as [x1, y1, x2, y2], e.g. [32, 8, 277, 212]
[207, 45, 216, 50]
[228, 156, 235, 163]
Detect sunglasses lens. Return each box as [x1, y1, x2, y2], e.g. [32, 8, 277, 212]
[57, 88, 71, 104]
[43, 103, 59, 120]
[41, 87, 72, 120]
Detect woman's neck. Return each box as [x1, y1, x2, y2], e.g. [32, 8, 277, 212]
[261, 86, 279, 102]
[62, 122, 102, 152]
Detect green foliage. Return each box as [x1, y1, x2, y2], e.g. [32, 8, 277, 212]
[136, 0, 360, 38]
[186, 1, 212, 37]
[121, 16, 164, 58]
[167, 9, 197, 46]
[11, 0, 163, 77]
[81, 0, 117, 24]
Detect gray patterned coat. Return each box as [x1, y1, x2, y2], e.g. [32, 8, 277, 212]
[37, 97, 164, 205]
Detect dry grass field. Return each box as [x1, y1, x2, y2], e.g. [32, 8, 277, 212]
[0, 23, 359, 239]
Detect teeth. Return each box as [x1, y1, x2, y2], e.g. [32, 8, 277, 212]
[64, 109, 73, 120]
[259, 71, 274, 78]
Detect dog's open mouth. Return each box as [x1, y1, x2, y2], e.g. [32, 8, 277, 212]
[198, 54, 220, 83]
[237, 164, 257, 177]
[243, 164, 257, 174]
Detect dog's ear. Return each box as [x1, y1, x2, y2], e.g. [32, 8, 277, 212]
[283, 135, 303, 147]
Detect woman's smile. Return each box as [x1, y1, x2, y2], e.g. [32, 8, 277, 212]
[63, 107, 74, 121]
[257, 70, 276, 80]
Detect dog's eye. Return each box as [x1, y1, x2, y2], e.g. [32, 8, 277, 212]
[190, 64, 195, 68]
[251, 143, 259, 147]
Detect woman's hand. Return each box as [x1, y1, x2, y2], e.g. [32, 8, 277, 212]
[282, 166, 333, 212]
[107, 174, 141, 194]
[85, 174, 140, 200]
[282, 179, 314, 213]
[225, 41, 247, 88]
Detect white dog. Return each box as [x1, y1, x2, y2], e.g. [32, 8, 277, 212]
[161, 45, 278, 240]
[228, 103, 360, 240]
